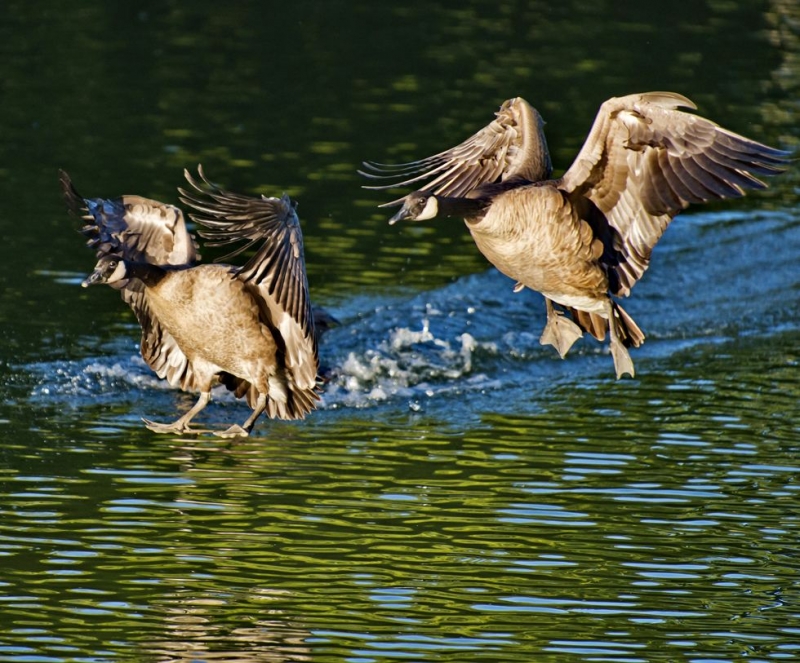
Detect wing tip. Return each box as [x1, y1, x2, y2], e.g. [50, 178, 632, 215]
[629, 91, 698, 111]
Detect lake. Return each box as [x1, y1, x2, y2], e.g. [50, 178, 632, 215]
[1, 1, 799, 661]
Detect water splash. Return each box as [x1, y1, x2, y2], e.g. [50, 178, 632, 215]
[20, 210, 800, 419]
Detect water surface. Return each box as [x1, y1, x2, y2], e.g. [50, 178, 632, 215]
[1, 1, 799, 661]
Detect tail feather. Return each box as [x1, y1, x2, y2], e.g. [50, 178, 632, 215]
[612, 302, 645, 348]
[218, 370, 319, 422]
[568, 308, 606, 341]
[567, 303, 645, 349]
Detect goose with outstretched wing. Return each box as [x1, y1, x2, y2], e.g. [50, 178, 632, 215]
[61, 167, 320, 436]
[361, 92, 789, 378]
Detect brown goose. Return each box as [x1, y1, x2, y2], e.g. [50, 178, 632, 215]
[61, 167, 320, 437]
[361, 92, 789, 378]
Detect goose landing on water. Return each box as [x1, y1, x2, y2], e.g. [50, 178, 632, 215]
[61, 167, 321, 437]
[361, 92, 789, 378]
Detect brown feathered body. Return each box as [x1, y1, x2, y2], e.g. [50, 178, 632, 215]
[138, 263, 315, 420]
[468, 185, 609, 310]
[61, 168, 320, 435]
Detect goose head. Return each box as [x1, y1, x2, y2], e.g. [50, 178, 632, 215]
[388, 192, 440, 225]
[82, 255, 128, 287]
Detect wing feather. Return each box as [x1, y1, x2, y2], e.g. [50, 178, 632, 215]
[179, 167, 319, 402]
[59, 169, 198, 268]
[360, 97, 553, 201]
[560, 92, 790, 294]
[60, 170, 200, 391]
[119, 282, 200, 392]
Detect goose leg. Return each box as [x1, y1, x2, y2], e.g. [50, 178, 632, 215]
[216, 392, 268, 438]
[143, 391, 212, 434]
[606, 301, 635, 379]
[539, 298, 583, 359]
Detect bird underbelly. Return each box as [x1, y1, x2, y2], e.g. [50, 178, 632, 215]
[472, 232, 609, 314]
[145, 281, 278, 382]
[478, 244, 608, 313]
[469, 191, 611, 312]
[182, 324, 274, 371]
[541, 292, 608, 315]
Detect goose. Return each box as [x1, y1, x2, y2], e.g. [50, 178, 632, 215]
[361, 92, 789, 378]
[60, 167, 320, 437]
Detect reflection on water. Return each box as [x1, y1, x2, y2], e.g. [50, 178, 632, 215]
[6, 212, 800, 660]
[3, 330, 800, 661]
[1, 0, 799, 661]
[11, 176, 800, 663]
[150, 591, 312, 662]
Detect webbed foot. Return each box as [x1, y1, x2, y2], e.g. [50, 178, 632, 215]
[610, 341, 635, 379]
[142, 418, 211, 435]
[540, 307, 583, 358]
[214, 424, 251, 439]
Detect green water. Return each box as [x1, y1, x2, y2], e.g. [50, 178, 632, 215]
[1, 1, 799, 661]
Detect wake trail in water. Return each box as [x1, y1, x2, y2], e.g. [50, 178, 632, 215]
[22, 210, 800, 418]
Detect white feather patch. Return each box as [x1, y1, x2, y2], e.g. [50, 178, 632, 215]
[268, 376, 289, 404]
[416, 196, 440, 220]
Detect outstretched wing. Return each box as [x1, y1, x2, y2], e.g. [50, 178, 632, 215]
[59, 169, 198, 268]
[125, 283, 200, 391]
[359, 97, 552, 204]
[559, 92, 789, 295]
[60, 170, 199, 385]
[179, 166, 319, 409]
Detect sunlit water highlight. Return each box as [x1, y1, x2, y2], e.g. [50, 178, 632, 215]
[6, 206, 799, 661]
